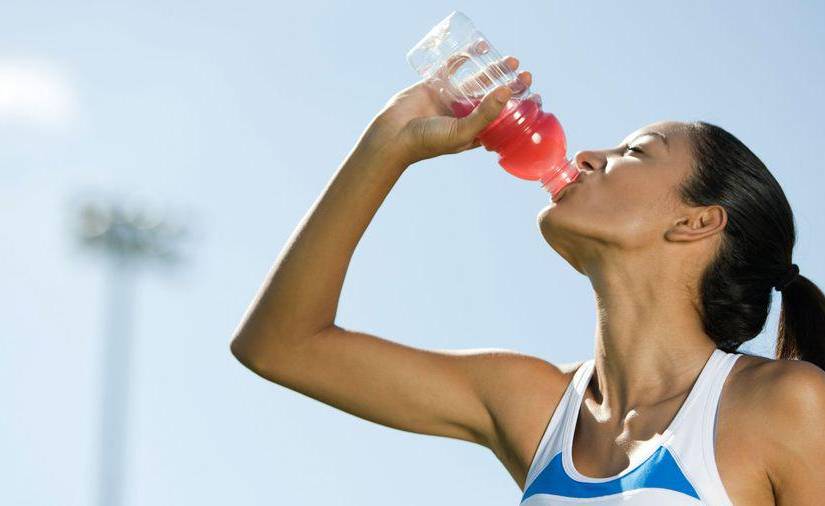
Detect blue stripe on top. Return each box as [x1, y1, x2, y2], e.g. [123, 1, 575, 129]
[521, 445, 700, 502]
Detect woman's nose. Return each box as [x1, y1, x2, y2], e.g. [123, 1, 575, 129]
[573, 150, 605, 173]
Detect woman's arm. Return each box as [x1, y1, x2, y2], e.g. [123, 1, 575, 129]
[228, 76, 511, 363]
[230, 131, 408, 352]
[229, 60, 569, 452]
[230, 57, 523, 349]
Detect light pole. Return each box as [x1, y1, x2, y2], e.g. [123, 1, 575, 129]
[75, 197, 188, 506]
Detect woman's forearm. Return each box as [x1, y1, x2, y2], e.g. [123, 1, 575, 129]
[231, 129, 409, 361]
[229, 74, 512, 364]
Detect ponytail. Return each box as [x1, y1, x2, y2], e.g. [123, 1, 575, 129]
[680, 121, 824, 367]
[776, 273, 825, 371]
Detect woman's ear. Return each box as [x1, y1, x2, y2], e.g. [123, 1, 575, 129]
[664, 205, 727, 243]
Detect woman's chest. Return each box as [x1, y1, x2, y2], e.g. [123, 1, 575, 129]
[511, 360, 777, 504]
[577, 370, 776, 504]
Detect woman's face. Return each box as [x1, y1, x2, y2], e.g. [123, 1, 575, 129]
[537, 121, 697, 273]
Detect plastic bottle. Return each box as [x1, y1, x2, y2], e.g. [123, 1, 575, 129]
[406, 11, 580, 198]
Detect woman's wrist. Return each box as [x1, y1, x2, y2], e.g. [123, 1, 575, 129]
[353, 119, 414, 174]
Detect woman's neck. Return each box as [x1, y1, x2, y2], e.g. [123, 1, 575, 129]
[585, 253, 718, 418]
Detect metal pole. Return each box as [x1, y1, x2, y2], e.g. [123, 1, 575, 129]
[95, 256, 135, 506]
[74, 198, 188, 506]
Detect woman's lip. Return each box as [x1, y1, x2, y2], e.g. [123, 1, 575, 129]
[552, 181, 580, 203]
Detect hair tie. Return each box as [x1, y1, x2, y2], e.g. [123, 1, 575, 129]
[774, 263, 799, 292]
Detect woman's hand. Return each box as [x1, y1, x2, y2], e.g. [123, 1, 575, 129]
[363, 56, 532, 167]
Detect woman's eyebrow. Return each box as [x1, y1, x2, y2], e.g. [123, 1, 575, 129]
[631, 131, 670, 150]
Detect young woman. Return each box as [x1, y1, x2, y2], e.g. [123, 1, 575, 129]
[230, 56, 825, 505]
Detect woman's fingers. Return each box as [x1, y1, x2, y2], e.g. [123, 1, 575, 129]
[436, 52, 531, 104]
[477, 55, 519, 88]
[456, 55, 517, 89]
[458, 55, 531, 97]
[453, 85, 513, 146]
[517, 70, 532, 87]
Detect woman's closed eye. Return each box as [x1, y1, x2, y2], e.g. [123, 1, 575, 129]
[624, 144, 643, 155]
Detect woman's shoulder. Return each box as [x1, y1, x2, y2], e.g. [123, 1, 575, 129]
[730, 351, 825, 395]
[726, 352, 825, 452]
[725, 352, 825, 500]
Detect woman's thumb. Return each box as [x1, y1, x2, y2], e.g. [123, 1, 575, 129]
[453, 86, 512, 142]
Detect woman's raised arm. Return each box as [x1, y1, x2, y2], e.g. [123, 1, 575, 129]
[229, 61, 567, 460]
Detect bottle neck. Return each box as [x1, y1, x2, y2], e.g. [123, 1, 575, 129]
[539, 158, 581, 196]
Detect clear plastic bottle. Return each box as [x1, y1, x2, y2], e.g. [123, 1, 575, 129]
[406, 11, 580, 198]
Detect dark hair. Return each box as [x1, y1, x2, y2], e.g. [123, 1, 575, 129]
[678, 121, 825, 371]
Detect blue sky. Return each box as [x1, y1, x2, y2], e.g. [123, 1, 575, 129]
[2, 1, 824, 504]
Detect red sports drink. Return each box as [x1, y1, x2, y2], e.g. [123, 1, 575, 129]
[451, 94, 578, 196]
[407, 11, 580, 198]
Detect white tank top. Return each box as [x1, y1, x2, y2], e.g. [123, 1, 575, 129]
[520, 348, 742, 505]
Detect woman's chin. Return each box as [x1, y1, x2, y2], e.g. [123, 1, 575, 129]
[537, 206, 563, 244]
[536, 201, 567, 230]
[537, 203, 588, 246]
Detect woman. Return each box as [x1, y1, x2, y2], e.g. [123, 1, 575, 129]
[230, 56, 825, 504]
